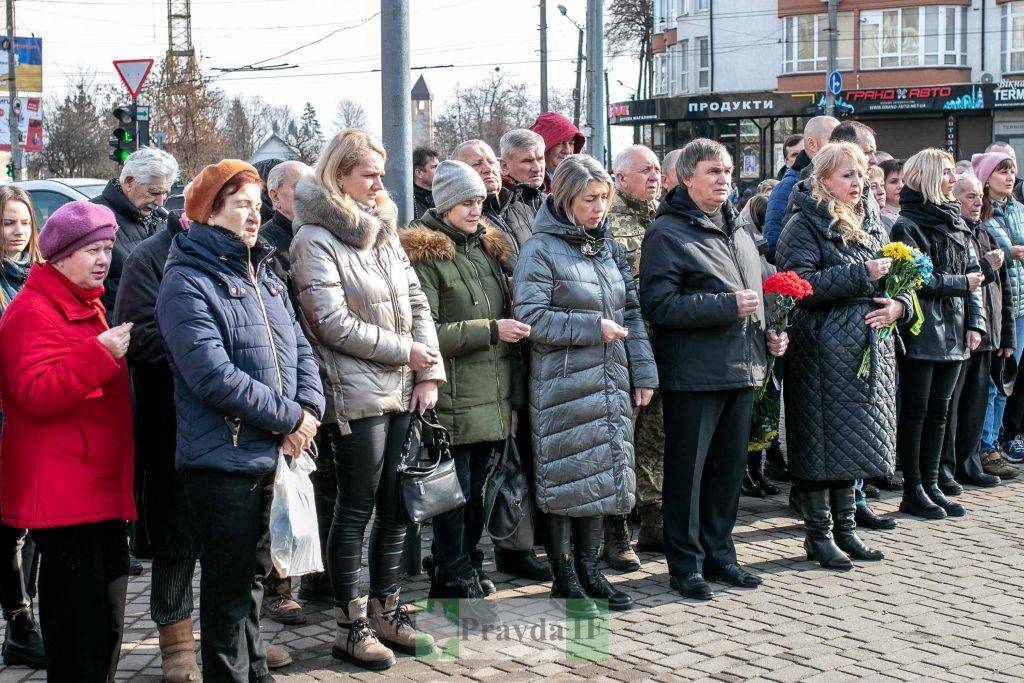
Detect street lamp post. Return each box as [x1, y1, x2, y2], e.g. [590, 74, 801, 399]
[557, 4, 585, 130]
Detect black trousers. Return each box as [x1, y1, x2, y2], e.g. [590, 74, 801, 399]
[897, 358, 963, 487]
[0, 521, 33, 620]
[662, 388, 754, 576]
[32, 520, 129, 683]
[942, 351, 991, 479]
[1002, 350, 1024, 438]
[326, 413, 411, 604]
[431, 441, 496, 580]
[184, 469, 274, 683]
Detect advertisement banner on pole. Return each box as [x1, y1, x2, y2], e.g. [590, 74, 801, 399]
[0, 37, 43, 93]
[0, 97, 43, 152]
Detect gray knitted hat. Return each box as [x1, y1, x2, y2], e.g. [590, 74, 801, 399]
[431, 159, 487, 214]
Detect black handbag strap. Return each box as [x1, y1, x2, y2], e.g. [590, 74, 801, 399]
[398, 410, 452, 476]
[483, 436, 528, 542]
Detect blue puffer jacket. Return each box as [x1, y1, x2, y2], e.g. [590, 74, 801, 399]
[764, 166, 800, 263]
[984, 197, 1024, 320]
[156, 223, 325, 474]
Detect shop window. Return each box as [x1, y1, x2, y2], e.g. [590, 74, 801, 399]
[697, 37, 710, 90]
[1003, 2, 1024, 73]
[782, 12, 853, 74]
[861, 6, 967, 70]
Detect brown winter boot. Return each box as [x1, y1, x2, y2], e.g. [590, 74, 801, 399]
[157, 617, 200, 682]
[636, 503, 663, 553]
[600, 515, 641, 571]
[368, 588, 435, 656]
[332, 596, 396, 671]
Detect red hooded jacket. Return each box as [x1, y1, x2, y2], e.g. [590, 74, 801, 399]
[530, 112, 586, 190]
[0, 263, 135, 529]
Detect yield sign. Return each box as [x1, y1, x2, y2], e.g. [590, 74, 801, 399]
[113, 59, 155, 99]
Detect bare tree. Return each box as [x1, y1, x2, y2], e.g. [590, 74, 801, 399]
[434, 73, 571, 155]
[606, 0, 653, 99]
[333, 98, 367, 133]
[37, 74, 116, 178]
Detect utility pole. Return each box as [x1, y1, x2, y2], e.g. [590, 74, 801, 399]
[586, 0, 605, 167]
[5, 0, 22, 180]
[381, 0, 412, 226]
[573, 28, 584, 128]
[825, 0, 838, 117]
[540, 0, 549, 113]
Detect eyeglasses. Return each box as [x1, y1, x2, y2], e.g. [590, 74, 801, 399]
[147, 187, 172, 197]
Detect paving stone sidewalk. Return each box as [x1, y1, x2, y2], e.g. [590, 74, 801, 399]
[1, 479, 1022, 682]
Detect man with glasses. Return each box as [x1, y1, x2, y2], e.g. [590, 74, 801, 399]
[93, 147, 179, 321]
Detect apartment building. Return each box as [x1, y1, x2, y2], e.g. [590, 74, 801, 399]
[611, 0, 1024, 185]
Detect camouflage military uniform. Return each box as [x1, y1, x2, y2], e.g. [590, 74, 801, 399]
[607, 191, 663, 507]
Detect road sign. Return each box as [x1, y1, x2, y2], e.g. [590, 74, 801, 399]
[113, 59, 154, 99]
[828, 70, 843, 96]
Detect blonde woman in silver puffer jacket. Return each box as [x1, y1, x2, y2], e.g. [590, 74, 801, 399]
[290, 129, 445, 672]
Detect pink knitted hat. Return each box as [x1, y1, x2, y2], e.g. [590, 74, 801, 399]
[39, 201, 118, 262]
[971, 152, 1015, 186]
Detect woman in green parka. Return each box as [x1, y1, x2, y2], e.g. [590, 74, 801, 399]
[400, 160, 528, 600]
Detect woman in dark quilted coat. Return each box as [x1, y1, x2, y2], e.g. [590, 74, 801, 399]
[890, 149, 985, 521]
[514, 154, 657, 613]
[776, 143, 908, 571]
[156, 161, 325, 682]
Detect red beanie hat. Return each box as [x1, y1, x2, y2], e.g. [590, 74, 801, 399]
[530, 112, 585, 154]
[185, 159, 260, 225]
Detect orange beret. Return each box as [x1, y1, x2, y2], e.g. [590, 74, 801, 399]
[184, 159, 261, 225]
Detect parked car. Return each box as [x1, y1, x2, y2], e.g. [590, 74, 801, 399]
[10, 178, 108, 225]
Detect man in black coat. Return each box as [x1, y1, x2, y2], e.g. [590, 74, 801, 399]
[112, 210, 203, 679]
[413, 147, 439, 220]
[93, 147, 179, 321]
[498, 129, 548, 267]
[260, 160, 311, 285]
[640, 139, 787, 601]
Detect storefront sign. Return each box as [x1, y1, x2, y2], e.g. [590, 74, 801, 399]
[827, 85, 987, 115]
[993, 80, 1024, 109]
[945, 114, 958, 155]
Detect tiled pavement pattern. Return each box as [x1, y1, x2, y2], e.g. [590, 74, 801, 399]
[1, 479, 1022, 682]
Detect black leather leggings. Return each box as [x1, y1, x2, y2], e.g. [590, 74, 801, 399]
[325, 414, 412, 604]
[544, 514, 602, 557]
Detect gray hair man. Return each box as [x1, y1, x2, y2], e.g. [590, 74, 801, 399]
[661, 149, 683, 195]
[604, 143, 664, 566]
[93, 147, 179, 317]
[640, 138, 787, 601]
[262, 160, 312, 283]
[454, 139, 535, 271]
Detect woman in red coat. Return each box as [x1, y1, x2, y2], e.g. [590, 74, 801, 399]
[0, 200, 136, 682]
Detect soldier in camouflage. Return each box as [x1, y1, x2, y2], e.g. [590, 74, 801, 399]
[603, 145, 665, 571]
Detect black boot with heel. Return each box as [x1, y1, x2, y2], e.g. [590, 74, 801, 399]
[830, 486, 883, 561]
[800, 489, 853, 571]
[573, 517, 633, 611]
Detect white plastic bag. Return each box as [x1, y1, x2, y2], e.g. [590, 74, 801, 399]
[269, 450, 324, 576]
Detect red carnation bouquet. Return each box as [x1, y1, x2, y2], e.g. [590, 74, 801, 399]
[748, 271, 813, 452]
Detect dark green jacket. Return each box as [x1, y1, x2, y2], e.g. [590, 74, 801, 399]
[401, 211, 525, 445]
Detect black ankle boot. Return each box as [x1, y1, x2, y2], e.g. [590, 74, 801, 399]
[799, 489, 853, 571]
[741, 470, 765, 498]
[2, 608, 46, 669]
[855, 499, 897, 530]
[469, 550, 496, 596]
[548, 553, 600, 618]
[747, 451, 781, 495]
[924, 482, 965, 517]
[899, 483, 947, 520]
[494, 548, 553, 581]
[830, 487, 883, 561]
[573, 517, 633, 611]
[764, 440, 789, 481]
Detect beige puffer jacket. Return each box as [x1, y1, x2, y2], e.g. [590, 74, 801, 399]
[290, 176, 445, 434]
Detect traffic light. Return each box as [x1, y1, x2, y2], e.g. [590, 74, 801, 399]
[109, 105, 137, 165]
[4, 163, 11, 179]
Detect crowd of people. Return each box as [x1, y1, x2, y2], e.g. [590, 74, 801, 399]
[0, 108, 1021, 681]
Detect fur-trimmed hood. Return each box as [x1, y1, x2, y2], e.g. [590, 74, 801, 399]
[401, 215, 510, 264]
[292, 174, 398, 251]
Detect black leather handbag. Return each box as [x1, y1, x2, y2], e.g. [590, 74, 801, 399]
[397, 410, 465, 524]
[483, 437, 535, 552]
